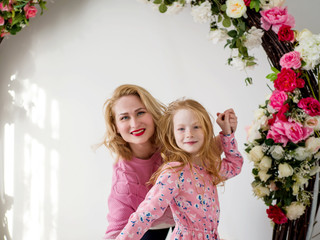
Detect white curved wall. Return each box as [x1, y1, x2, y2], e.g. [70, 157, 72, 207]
[0, 0, 319, 239]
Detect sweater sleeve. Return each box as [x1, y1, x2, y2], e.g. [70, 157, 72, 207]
[218, 132, 243, 180]
[104, 168, 136, 239]
[115, 165, 180, 240]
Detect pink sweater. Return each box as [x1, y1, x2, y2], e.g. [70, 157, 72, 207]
[104, 151, 175, 239]
[115, 133, 243, 240]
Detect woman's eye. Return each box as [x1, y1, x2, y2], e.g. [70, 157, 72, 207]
[137, 111, 145, 116]
[120, 116, 129, 121]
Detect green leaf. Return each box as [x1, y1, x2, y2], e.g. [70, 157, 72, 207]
[221, 4, 227, 11]
[153, 0, 162, 4]
[245, 77, 253, 85]
[218, 14, 222, 23]
[265, 138, 274, 146]
[271, 67, 280, 73]
[246, 61, 256, 67]
[266, 73, 277, 81]
[227, 30, 237, 38]
[222, 17, 231, 28]
[252, 168, 259, 175]
[250, 0, 261, 12]
[159, 3, 167, 13]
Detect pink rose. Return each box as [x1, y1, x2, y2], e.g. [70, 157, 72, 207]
[0, 30, 10, 38]
[24, 3, 38, 19]
[298, 97, 320, 116]
[285, 121, 313, 144]
[0, 2, 12, 12]
[280, 51, 301, 69]
[0, 16, 4, 26]
[267, 120, 289, 146]
[267, 120, 313, 146]
[269, 90, 288, 111]
[274, 68, 305, 92]
[266, 205, 288, 224]
[260, 7, 295, 33]
[278, 25, 294, 42]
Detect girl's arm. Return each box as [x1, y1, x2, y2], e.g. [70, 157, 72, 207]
[219, 132, 243, 180]
[115, 164, 180, 240]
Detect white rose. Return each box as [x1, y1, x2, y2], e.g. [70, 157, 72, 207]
[166, 2, 185, 15]
[244, 26, 264, 50]
[208, 29, 229, 44]
[258, 170, 271, 182]
[296, 29, 313, 42]
[231, 57, 246, 71]
[278, 163, 294, 178]
[293, 147, 311, 161]
[248, 146, 264, 163]
[259, 156, 272, 170]
[304, 116, 320, 130]
[252, 184, 270, 198]
[310, 165, 320, 176]
[260, 0, 285, 10]
[270, 145, 285, 160]
[285, 202, 306, 220]
[191, 1, 213, 23]
[226, 0, 247, 18]
[247, 122, 262, 143]
[254, 108, 265, 120]
[305, 137, 320, 154]
[292, 183, 300, 195]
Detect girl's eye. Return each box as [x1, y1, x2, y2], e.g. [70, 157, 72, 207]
[178, 128, 185, 131]
[194, 125, 200, 129]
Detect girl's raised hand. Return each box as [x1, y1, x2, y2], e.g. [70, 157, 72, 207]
[216, 111, 232, 135]
[217, 108, 238, 133]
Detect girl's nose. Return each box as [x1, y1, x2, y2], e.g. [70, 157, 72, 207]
[186, 129, 193, 138]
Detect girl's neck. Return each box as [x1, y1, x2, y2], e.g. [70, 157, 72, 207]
[191, 155, 202, 166]
[130, 141, 157, 160]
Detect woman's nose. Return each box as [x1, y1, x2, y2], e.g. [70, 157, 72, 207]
[130, 117, 139, 127]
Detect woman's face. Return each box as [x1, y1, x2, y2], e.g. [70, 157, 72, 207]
[113, 95, 155, 148]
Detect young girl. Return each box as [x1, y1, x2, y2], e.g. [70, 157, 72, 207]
[103, 84, 175, 240]
[115, 99, 243, 240]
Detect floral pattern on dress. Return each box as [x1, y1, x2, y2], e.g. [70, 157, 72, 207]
[116, 133, 243, 240]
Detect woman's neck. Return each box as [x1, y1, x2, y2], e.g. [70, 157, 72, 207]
[130, 142, 156, 160]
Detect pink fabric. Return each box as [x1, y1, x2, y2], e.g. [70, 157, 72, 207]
[104, 151, 175, 239]
[116, 133, 243, 240]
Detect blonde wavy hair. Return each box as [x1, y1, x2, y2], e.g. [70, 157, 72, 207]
[102, 84, 166, 161]
[150, 98, 224, 185]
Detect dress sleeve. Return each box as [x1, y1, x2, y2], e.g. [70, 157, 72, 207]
[115, 165, 180, 240]
[218, 132, 243, 180]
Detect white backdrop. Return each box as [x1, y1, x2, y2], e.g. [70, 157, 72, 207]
[0, 0, 319, 240]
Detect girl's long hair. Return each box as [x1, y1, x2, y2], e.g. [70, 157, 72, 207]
[102, 84, 166, 160]
[149, 98, 224, 185]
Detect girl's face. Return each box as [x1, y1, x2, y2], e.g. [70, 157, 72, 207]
[173, 109, 204, 156]
[113, 95, 155, 148]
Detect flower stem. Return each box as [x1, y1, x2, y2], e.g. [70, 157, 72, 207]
[304, 72, 317, 100]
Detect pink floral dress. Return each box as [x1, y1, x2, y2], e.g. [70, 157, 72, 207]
[115, 133, 243, 240]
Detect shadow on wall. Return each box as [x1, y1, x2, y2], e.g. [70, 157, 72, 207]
[0, 0, 94, 238]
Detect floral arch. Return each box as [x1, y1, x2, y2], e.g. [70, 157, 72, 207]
[1, 0, 320, 239]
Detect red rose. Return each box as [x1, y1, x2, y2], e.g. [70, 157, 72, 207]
[298, 97, 320, 116]
[266, 205, 288, 224]
[278, 25, 294, 42]
[244, 0, 251, 6]
[277, 103, 290, 122]
[274, 68, 304, 92]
